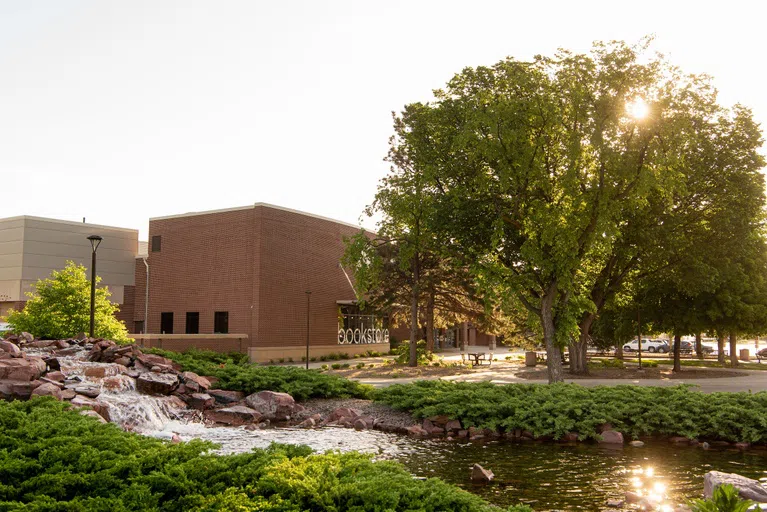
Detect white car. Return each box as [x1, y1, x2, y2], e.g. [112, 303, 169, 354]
[622, 338, 669, 353]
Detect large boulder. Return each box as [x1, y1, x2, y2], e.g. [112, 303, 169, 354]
[326, 407, 363, 423]
[0, 380, 34, 400]
[471, 464, 494, 483]
[704, 471, 767, 503]
[136, 354, 181, 372]
[186, 393, 215, 411]
[31, 382, 63, 400]
[245, 391, 302, 421]
[0, 358, 46, 381]
[207, 389, 244, 404]
[181, 372, 211, 392]
[137, 372, 178, 395]
[599, 430, 624, 445]
[67, 383, 101, 398]
[204, 405, 262, 426]
[0, 340, 22, 358]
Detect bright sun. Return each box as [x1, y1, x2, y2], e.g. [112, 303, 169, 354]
[627, 98, 650, 120]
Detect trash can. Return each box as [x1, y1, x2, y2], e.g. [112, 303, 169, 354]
[525, 351, 537, 367]
[739, 349, 750, 362]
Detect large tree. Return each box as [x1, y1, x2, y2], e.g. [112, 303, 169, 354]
[389, 40, 762, 382]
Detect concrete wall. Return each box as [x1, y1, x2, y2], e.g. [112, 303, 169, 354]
[0, 216, 137, 304]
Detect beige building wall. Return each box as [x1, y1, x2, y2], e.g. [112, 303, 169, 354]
[0, 216, 138, 307]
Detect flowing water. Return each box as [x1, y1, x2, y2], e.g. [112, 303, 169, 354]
[50, 348, 767, 510]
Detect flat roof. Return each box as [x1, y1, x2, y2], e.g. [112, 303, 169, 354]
[150, 202, 366, 231]
[0, 215, 138, 234]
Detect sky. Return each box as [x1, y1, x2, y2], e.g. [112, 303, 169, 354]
[1, 0, 765, 240]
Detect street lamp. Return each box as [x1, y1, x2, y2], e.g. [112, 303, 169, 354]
[305, 291, 312, 369]
[87, 235, 103, 338]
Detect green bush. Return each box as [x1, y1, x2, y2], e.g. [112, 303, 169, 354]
[374, 381, 767, 443]
[331, 363, 342, 370]
[691, 484, 762, 512]
[356, 362, 365, 369]
[0, 398, 514, 511]
[147, 348, 371, 401]
[394, 340, 435, 365]
[6, 261, 130, 342]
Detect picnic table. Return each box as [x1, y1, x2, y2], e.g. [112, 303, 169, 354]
[467, 351, 489, 366]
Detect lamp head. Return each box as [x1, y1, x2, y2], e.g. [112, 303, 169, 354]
[87, 235, 103, 252]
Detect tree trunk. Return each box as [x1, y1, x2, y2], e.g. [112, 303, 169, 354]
[695, 332, 703, 360]
[408, 257, 420, 368]
[425, 291, 435, 353]
[729, 331, 738, 368]
[673, 333, 681, 373]
[717, 334, 726, 364]
[570, 314, 594, 375]
[541, 282, 564, 383]
[615, 344, 623, 360]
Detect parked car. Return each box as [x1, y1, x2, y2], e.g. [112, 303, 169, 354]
[677, 340, 714, 354]
[622, 338, 669, 353]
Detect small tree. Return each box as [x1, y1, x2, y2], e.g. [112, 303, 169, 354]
[6, 261, 130, 342]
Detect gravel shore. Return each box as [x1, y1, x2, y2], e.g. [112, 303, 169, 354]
[298, 398, 417, 430]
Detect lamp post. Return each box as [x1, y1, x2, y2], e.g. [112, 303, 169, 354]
[305, 291, 312, 369]
[86, 235, 103, 338]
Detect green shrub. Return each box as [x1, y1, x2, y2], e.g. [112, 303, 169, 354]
[691, 484, 762, 512]
[331, 363, 342, 370]
[310, 357, 317, 362]
[320, 364, 329, 371]
[374, 381, 767, 443]
[319, 355, 328, 362]
[356, 362, 365, 369]
[278, 358, 285, 363]
[0, 399, 510, 512]
[394, 340, 435, 365]
[146, 348, 371, 401]
[6, 261, 130, 342]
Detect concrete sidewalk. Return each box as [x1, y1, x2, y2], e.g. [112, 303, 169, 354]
[356, 367, 767, 393]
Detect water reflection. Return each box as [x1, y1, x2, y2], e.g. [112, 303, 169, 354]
[168, 425, 766, 511]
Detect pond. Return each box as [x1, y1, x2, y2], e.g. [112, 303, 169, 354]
[165, 422, 767, 511]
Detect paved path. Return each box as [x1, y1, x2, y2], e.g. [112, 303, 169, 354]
[356, 367, 767, 393]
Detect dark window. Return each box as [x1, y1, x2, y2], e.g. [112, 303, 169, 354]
[160, 312, 174, 334]
[214, 311, 229, 334]
[186, 312, 200, 334]
[134, 320, 144, 334]
[151, 235, 162, 252]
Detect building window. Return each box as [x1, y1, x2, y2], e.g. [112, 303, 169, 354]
[214, 311, 229, 334]
[160, 312, 174, 334]
[151, 235, 162, 252]
[134, 320, 144, 334]
[186, 312, 200, 334]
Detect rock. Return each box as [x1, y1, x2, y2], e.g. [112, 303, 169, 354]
[669, 436, 690, 445]
[470, 464, 494, 483]
[353, 415, 375, 430]
[561, 432, 579, 442]
[61, 389, 76, 400]
[297, 417, 317, 428]
[207, 389, 245, 404]
[625, 491, 643, 504]
[457, 430, 468, 438]
[114, 356, 131, 367]
[445, 419, 462, 432]
[204, 405, 262, 426]
[607, 498, 625, 507]
[704, 471, 767, 502]
[427, 415, 451, 426]
[31, 382, 63, 400]
[84, 366, 109, 379]
[735, 442, 750, 450]
[20, 332, 34, 343]
[54, 340, 70, 349]
[39, 377, 65, 389]
[47, 358, 62, 371]
[45, 371, 66, 382]
[0, 380, 34, 400]
[136, 372, 178, 395]
[406, 425, 428, 436]
[186, 393, 215, 411]
[136, 353, 181, 372]
[701, 442, 710, 449]
[0, 349, 10, 360]
[69, 383, 101, 398]
[0, 340, 22, 357]
[423, 418, 435, 431]
[79, 410, 108, 423]
[0, 358, 46, 381]
[599, 430, 624, 445]
[629, 440, 645, 447]
[245, 391, 302, 421]
[70, 395, 98, 408]
[181, 372, 211, 392]
[327, 407, 363, 423]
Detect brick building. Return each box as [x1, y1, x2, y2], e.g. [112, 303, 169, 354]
[124, 203, 391, 362]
